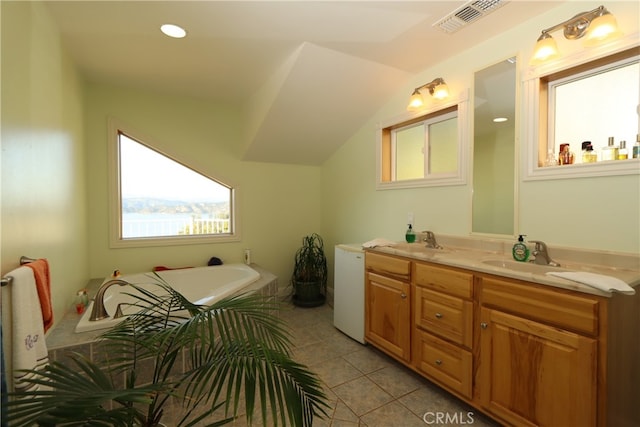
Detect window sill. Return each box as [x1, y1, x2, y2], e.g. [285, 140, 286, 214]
[109, 233, 240, 249]
[523, 158, 639, 181]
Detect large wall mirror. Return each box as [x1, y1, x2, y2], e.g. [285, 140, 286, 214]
[472, 57, 516, 236]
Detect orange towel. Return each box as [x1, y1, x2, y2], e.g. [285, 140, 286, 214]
[24, 259, 53, 333]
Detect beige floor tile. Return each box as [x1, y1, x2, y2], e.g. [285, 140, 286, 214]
[332, 399, 360, 423]
[313, 356, 364, 388]
[332, 376, 394, 416]
[360, 401, 426, 427]
[341, 347, 394, 375]
[367, 364, 425, 398]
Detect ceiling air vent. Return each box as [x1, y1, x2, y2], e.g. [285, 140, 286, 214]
[433, 0, 508, 34]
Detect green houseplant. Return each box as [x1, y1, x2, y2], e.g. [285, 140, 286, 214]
[7, 278, 328, 426]
[290, 233, 328, 307]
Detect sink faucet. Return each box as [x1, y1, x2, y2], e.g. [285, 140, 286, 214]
[529, 241, 560, 267]
[89, 279, 130, 321]
[423, 231, 442, 249]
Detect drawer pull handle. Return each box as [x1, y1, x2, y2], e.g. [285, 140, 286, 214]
[400, 293, 407, 299]
[481, 322, 488, 329]
[435, 313, 443, 319]
[435, 359, 442, 365]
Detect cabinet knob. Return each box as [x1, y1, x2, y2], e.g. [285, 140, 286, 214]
[400, 293, 407, 299]
[435, 359, 442, 365]
[435, 312, 443, 319]
[480, 322, 488, 329]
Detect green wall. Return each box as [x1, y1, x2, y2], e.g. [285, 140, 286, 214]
[1, 1, 88, 321]
[321, 1, 640, 267]
[84, 82, 322, 288]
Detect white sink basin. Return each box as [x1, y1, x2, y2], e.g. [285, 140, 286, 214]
[482, 259, 566, 274]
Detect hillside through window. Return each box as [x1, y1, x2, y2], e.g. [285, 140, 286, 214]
[111, 130, 236, 246]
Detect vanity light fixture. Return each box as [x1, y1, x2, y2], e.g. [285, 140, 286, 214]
[530, 5, 621, 64]
[161, 23, 187, 39]
[406, 78, 449, 111]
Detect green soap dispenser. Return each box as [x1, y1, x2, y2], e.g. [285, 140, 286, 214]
[405, 224, 416, 243]
[512, 235, 530, 262]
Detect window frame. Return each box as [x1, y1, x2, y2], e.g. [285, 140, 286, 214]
[376, 91, 469, 190]
[522, 37, 640, 181]
[108, 118, 240, 248]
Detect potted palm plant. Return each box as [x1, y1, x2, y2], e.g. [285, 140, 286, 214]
[6, 278, 328, 426]
[291, 233, 328, 307]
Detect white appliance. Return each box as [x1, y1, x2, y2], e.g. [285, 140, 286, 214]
[333, 244, 365, 344]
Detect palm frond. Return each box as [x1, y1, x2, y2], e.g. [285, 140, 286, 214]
[8, 279, 328, 427]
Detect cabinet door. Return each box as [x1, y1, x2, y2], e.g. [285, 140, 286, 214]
[365, 272, 411, 362]
[479, 307, 597, 427]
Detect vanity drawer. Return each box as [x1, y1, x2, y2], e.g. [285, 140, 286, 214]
[414, 330, 472, 399]
[414, 262, 473, 299]
[480, 276, 600, 336]
[366, 252, 411, 280]
[415, 287, 472, 348]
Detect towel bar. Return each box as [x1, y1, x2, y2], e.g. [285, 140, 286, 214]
[0, 255, 38, 287]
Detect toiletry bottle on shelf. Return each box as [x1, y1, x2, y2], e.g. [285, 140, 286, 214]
[618, 140, 628, 160]
[581, 142, 597, 163]
[559, 144, 574, 165]
[633, 135, 640, 159]
[544, 149, 557, 166]
[405, 224, 416, 243]
[601, 136, 618, 161]
[512, 235, 530, 262]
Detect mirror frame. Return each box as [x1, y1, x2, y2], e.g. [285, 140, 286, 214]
[470, 56, 519, 238]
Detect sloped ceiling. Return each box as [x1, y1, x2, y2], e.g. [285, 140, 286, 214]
[44, 1, 562, 165]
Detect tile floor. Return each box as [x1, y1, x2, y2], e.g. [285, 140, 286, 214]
[278, 302, 501, 427]
[164, 301, 502, 426]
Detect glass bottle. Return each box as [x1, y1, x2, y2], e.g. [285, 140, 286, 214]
[617, 140, 628, 160]
[559, 144, 574, 165]
[581, 142, 597, 163]
[600, 136, 618, 161]
[633, 135, 640, 159]
[544, 149, 557, 166]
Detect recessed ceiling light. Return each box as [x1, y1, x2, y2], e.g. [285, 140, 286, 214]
[493, 117, 508, 123]
[161, 24, 187, 39]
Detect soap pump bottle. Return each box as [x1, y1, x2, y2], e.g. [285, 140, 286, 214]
[405, 224, 416, 243]
[512, 235, 530, 262]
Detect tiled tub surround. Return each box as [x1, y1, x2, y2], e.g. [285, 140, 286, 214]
[46, 264, 278, 367]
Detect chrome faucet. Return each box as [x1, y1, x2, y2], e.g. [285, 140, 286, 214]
[423, 231, 442, 249]
[89, 279, 130, 321]
[529, 240, 560, 267]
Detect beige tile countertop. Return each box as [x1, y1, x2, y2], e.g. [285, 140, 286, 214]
[365, 234, 640, 298]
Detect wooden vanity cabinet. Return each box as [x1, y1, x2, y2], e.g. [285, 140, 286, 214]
[478, 274, 639, 427]
[364, 250, 640, 426]
[413, 262, 474, 399]
[364, 252, 411, 362]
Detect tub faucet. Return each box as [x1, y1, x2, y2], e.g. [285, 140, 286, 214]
[89, 279, 130, 321]
[423, 231, 442, 249]
[529, 240, 560, 267]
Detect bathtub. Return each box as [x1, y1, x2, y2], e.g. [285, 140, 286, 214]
[75, 264, 260, 333]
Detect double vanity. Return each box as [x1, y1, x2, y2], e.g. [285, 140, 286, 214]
[363, 236, 639, 427]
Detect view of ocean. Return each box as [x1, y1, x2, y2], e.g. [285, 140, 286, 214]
[122, 213, 218, 238]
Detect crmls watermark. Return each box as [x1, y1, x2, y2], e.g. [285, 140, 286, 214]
[422, 411, 475, 425]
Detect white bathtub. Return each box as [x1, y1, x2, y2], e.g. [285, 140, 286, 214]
[75, 264, 260, 333]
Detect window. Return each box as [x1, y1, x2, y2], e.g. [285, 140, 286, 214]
[377, 95, 469, 189]
[523, 45, 639, 180]
[109, 122, 238, 247]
